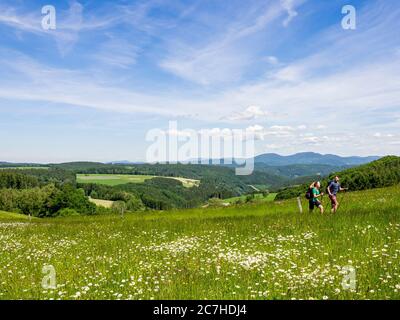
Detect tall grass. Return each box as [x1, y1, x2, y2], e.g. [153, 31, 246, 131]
[0, 186, 399, 300]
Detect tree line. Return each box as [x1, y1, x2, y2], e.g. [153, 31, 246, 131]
[0, 184, 95, 217]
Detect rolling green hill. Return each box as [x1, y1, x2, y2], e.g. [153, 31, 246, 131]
[253, 163, 347, 179]
[276, 156, 400, 200]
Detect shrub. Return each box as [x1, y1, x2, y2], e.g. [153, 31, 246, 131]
[56, 208, 80, 217]
[126, 197, 145, 212]
[112, 201, 127, 215]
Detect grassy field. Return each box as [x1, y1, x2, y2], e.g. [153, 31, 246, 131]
[0, 211, 38, 221]
[0, 186, 399, 300]
[77, 174, 155, 186]
[77, 174, 200, 188]
[88, 197, 114, 208]
[224, 193, 277, 204]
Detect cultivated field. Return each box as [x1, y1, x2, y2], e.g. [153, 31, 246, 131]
[0, 186, 399, 300]
[88, 197, 114, 208]
[77, 174, 200, 188]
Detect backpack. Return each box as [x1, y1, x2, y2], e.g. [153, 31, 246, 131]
[305, 187, 313, 200]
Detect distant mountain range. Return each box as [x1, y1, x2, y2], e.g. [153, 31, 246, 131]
[253, 152, 380, 166]
[1, 152, 380, 168]
[187, 152, 379, 168]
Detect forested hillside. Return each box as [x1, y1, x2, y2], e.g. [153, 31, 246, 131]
[0, 170, 95, 217]
[275, 156, 400, 200]
[252, 163, 348, 178]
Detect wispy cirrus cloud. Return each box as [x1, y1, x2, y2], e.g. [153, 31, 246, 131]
[92, 38, 140, 68]
[281, 0, 300, 27]
[0, 0, 161, 56]
[0, 1, 88, 56]
[159, 0, 305, 85]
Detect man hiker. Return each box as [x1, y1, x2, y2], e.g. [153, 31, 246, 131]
[327, 176, 347, 213]
[309, 181, 324, 214]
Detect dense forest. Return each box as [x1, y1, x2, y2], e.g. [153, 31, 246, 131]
[275, 156, 400, 200]
[0, 169, 95, 217]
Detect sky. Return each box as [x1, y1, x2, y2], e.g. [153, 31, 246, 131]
[0, 0, 399, 163]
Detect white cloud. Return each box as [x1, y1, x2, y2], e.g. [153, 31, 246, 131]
[159, 1, 305, 85]
[265, 56, 279, 65]
[247, 124, 264, 132]
[244, 124, 310, 141]
[246, 124, 265, 140]
[93, 38, 140, 68]
[273, 64, 306, 82]
[265, 143, 280, 149]
[0, 1, 156, 57]
[223, 106, 270, 121]
[0, 4, 43, 33]
[270, 125, 294, 131]
[159, 45, 249, 85]
[0, 1, 87, 56]
[54, 1, 83, 56]
[281, 0, 300, 27]
[373, 132, 394, 138]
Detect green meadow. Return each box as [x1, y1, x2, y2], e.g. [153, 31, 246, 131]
[224, 193, 277, 204]
[77, 174, 200, 188]
[1, 185, 399, 300]
[77, 174, 156, 186]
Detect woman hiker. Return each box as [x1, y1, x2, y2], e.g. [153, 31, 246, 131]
[309, 181, 324, 214]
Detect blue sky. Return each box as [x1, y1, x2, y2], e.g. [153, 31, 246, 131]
[0, 0, 399, 163]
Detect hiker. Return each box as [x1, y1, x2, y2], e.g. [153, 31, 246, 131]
[327, 176, 347, 213]
[308, 181, 324, 214]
